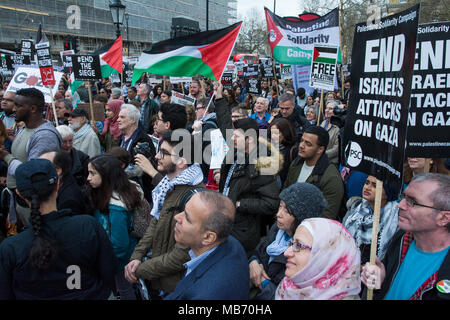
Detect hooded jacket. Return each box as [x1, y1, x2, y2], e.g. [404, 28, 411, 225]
[215, 98, 281, 253]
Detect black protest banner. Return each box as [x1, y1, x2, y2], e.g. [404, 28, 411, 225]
[62, 55, 73, 74]
[243, 64, 259, 79]
[245, 78, 262, 95]
[8, 54, 31, 66]
[0, 54, 14, 72]
[342, 4, 420, 194]
[406, 22, 450, 158]
[221, 72, 233, 90]
[71, 55, 102, 81]
[21, 39, 33, 57]
[259, 57, 275, 78]
[123, 63, 134, 83]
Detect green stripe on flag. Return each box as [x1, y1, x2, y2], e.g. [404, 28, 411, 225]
[314, 57, 337, 64]
[132, 55, 215, 84]
[101, 64, 119, 79]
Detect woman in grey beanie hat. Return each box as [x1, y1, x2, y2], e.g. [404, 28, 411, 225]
[249, 183, 327, 300]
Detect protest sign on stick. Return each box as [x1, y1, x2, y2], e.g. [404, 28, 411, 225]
[406, 21, 450, 159]
[342, 4, 420, 196]
[72, 55, 102, 121]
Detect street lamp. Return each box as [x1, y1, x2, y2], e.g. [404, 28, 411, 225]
[125, 13, 130, 56]
[109, 0, 126, 37]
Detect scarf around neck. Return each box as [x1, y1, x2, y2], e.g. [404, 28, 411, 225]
[73, 123, 92, 141]
[266, 229, 292, 264]
[343, 199, 399, 260]
[150, 164, 203, 220]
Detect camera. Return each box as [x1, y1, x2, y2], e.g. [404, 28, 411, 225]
[133, 142, 153, 159]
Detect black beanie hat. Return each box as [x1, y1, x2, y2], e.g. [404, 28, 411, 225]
[279, 183, 328, 222]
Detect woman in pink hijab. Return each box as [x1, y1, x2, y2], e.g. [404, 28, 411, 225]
[94, 99, 123, 152]
[275, 218, 361, 300]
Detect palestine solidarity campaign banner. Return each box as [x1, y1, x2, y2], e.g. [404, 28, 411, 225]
[406, 21, 450, 158]
[264, 7, 340, 65]
[342, 4, 420, 193]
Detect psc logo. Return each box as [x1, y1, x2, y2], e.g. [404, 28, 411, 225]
[269, 30, 277, 43]
[345, 141, 363, 167]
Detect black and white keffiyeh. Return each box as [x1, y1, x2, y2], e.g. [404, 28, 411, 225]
[150, 164, 203, 220]
[343, 199, 399, 260]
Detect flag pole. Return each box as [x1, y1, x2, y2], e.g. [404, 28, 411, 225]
[87, 82, 95, 123]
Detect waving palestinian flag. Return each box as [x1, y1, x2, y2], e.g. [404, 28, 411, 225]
[94, 35, 123, 78]
[132, 22, 242, 84]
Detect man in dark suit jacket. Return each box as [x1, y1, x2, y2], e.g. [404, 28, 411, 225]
[164, 190, 249, 300]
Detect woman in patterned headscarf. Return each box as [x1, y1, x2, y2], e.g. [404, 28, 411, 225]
[275, 218, 361, 300]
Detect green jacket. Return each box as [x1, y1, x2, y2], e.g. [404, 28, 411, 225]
[215, 98, 281, 253]
[284, 154, 344, 220]
[130, 183, 203, 293]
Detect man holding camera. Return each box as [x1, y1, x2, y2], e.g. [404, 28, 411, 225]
[117, 103, 157, 202]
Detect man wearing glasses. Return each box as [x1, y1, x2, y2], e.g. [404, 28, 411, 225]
[1, 91, 17, 138]
[125, 130, 204, 300]
[362, 173, 450, 300]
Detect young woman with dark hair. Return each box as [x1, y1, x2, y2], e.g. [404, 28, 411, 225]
[86, 154, 143, 300]
[0, 159, 117, 299]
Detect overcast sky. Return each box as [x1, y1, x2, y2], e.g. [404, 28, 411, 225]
[236, 0, 303, 20]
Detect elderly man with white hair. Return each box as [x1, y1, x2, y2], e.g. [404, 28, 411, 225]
[118, 104, 158, 202]
[56, 125, 90, 187]
[249, 97, 271, 128]
[68, 108, 101, 158]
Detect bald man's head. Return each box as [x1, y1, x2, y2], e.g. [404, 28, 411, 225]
[195, 190, 235, 242]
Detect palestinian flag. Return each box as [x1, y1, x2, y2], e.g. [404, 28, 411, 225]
[312, 45, 338, 64]
[94, 35, 123, 78]
[132, 22, 242, 84]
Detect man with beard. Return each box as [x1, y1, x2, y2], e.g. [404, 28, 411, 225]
[0, 88, 61, 226]
[124, 130, 204, 299]
[68, 108, 101, 158]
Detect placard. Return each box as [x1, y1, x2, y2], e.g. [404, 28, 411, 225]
[281, 65, 292, 80]
[21, 39, 33, 57]
[5, 67, 63, 103]
[77, 102, 105, 121]
[36, 42, 55, 86]
[169, 76, 192, 83]
[243, 64, 259, 79]
[245, 78, 262, 95]
[342, 4, 420, 194]
[171, 90, 196, 106]
[71, 54, 102, 81]
[210, 128, 229, 169]
[309, 44, 338, 91]
[406, 21, 450, 157]
[221, 72, 233, 90]
[259, 57, 275, 78]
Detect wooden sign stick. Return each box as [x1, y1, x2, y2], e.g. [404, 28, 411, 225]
[317, 89, 324, 126]
[424, 158, 431, 173]
[367, 178, 383, 300]
[87, 83, 95, 123]
[48, 85, 59, 127]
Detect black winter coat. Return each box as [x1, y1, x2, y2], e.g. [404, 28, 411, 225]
[0, 210, 117, 299]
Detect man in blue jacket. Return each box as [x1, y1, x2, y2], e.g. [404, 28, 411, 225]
[165, 189, 249, 300]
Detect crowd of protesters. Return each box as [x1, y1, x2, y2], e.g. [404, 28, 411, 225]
[0, 71, 448, 301]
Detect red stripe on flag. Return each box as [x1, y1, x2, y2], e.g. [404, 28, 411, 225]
[198, 23, 241, 81]
[102, 35, 123, 73]
[313, 47, 320, 61]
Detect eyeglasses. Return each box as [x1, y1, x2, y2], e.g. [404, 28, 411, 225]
[399, 193, 443, 211]
[288, 241, 312, 253]
[157, 148, 176, 159]
[195, 106, 205, 111]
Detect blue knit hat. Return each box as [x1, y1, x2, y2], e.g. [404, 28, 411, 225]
[279, 183, 328, 222]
